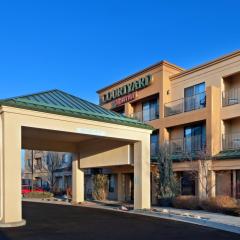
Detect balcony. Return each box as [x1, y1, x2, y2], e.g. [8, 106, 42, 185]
[129, 105, 159, 122]
[222, 88, 240, 107]
[222, 133, 240, 150]
[169, 135, 206, 156]
[164, 92, 206, 117]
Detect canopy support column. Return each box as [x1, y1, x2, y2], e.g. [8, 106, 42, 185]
[72, 153, 84, 204]
[0, 113, 25, 227]
[134, 139, 151, 210]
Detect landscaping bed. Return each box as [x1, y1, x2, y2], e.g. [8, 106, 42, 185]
[170, 195, 240, 216]
[23, 191, 53, 199]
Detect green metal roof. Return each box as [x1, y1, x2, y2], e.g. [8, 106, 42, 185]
[0, 89, 154, 130]
[214, 150, 240, 160]
[151, 150, 240, 162]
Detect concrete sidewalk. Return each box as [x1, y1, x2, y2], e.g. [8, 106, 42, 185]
[23, 198, 240, 234]
[136, 206, 240, 234]
[153, 206, 240, 227]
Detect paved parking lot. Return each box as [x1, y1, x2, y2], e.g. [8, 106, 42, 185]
[0, 202, 239, 240]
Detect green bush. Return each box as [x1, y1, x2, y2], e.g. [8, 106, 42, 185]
[24, 191, 53, 199]
[172, 195, 200, 210]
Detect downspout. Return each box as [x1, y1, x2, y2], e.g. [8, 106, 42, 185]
[31, 150, 34, 191]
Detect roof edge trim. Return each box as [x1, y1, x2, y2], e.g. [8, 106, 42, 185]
[97, 61, 184, 93]
[0, 100, 154, 131]
[170, 50, 240, 80]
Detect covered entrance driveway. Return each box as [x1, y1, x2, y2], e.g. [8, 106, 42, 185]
[0, 90, 153, 227]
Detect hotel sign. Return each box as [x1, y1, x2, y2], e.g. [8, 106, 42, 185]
[102, 75, 152, 104]
[111, 92, 136, 108]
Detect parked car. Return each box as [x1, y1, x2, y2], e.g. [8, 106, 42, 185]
[22, 185, 44, 196]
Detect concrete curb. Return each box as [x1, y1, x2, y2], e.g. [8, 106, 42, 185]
[22, 199, 240, 234]
[132, 210, 240, 235]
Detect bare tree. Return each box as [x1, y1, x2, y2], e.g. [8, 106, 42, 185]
[42, 152, 63, 192]
[23, 150, 39, 191]
[184, 149, 215, 199]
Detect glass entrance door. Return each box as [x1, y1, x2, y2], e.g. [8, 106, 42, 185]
[237, 170, 240, 199]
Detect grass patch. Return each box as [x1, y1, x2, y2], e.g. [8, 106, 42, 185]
[24, 191, 53, 199]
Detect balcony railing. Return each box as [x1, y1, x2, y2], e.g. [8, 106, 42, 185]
[164, 92, 206, 117]
[169, 135, 206, 155]
[222, 133, 240, 150]
[222, 88, 240, 107]
[129, 105, 159, 122]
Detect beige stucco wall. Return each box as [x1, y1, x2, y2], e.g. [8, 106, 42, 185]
[223, 117, 240, 134]
[223, 71, 240, 91]
[80, 145, 132, 168]
[170, 53, 240, 100]
[169, 126, 184, 140]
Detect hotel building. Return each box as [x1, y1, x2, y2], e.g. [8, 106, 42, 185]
[97, 50, 240, 203]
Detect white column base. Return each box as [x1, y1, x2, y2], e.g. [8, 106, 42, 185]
[0, 219, 26, 228]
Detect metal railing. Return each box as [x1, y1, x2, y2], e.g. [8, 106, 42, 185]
[129, 105, 159, 122]
[222, 133, 240, 150]
[222, 88, 240, 107]
[169, 135, 206, 155]
[164, 92, 206, 117]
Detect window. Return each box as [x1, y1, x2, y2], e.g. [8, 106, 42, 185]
[62, 153, 72, 165]
[114, 107, 125, 115]
[64, 175, 72, 189]
[150, 130, 159, 158]
[184, 124, 206, 153]
[35, 157, 42, 169]
[108, 175, 115, 193]
[142, 98, 159, 122]
[55, 176, 63, 192]
[216, 171, 232, 197]
[181, 172, 195, 195]
[184, 82, 206, 112]
[27, 159, 32, 170]
[34, 177, 42, 188]
[236, 170, 240, 199]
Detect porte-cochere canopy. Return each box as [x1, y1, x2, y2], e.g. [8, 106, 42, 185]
[0, 89, 153, 130]
[0, 90, 153, 227]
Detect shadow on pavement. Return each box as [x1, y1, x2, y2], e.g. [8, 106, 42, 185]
[0, 201, 238, 240]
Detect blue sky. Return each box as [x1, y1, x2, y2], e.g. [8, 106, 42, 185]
[0, 0, 239, 104]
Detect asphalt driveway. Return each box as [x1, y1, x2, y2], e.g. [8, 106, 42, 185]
[0, 202, 239, 240]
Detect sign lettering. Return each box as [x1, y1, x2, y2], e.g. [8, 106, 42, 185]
[111, 92, 136, 108]
[102, 75, 152, 103]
